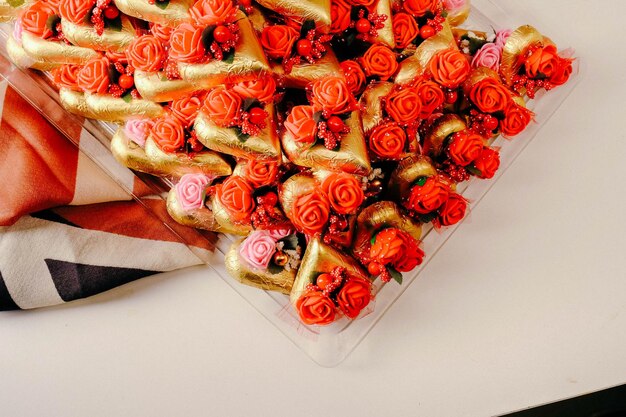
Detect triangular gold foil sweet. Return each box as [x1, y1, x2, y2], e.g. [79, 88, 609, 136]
[166, 187, 225, 232]
[194, 105, 282, 161]
[255, 0, 332, 31]
[289, 238, 369, 304]
[209, 195, 254, 236]
[61, 15, 136, 52]
[278, 172, 317, 220]
[281, 111, 372, 176]
[270, 50, 343, 89]
[113, 0, 192, 27]
[225, 240, 296, 294]
[59, 88, 100, 118]
[387, 154, 437, 198]
[20, 32, 99, 65]
[422, 113, 466, 156]
[500, 25, 553, 85]
[6, 34, 59, 71]
[84, 93, 164, 122]
[134, 70, 205, 103]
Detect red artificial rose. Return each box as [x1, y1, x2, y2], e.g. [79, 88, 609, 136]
[170, 94, 204, 127]
[415, 80, 445, 118]
[524, 44, 559, 80]
[549, 58, 573, 86]
[331, 0, 352, 34]
[393, 13, 420, 49]
[19, 2, 55, 39]
[260, 25, 299, 60]
[336, 278, 372, 319]
[296, 291, 336, 325]
[150, 23, 173, 44]
[321, 172, 365, 215]
[392, 230, 424, 272]
[216, 176, 256, 223]
[58, 0, 95, 25]
[472, 147, 500, 179]
[151, 116, 186, 153]
[77, 57, 110, 94]
[406, 177, 449, 214]
[284, 105, 318, 144]
[429, 48, 471, 89]
[245, 159, 279, 188]
[310, 76, 355, 115]
[368, 122, 407, 160]
[291, 190, 330, 236]
[403, 0, 437, 16]
[437, 193, 467, 226]
[384, 87, 422, 125]
[447, 131, 483, 167]
[126, 35, 166, 73]
[346, 0, 376, 7]
[232, 76, 276, 104]
[370, 228, 404, 265]
[500, 102, 533, 137]
[469, 78, 511, 114]
[189, 0, 236, 26]
[340, 60, 367, 96]
[168, 23, 206, 63]
[360, 44, 398, 81]
[202, 87, 242, 127]
[53, 64, 81, 91]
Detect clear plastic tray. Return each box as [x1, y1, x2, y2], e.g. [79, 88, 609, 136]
[0, 0, 582, 366]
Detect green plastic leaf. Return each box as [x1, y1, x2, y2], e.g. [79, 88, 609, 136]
[155, 0, 170, 9]
[300, 20, 316, 38]
[370, 235, 377, 246]
[461, 34, 488, 55]
[467, 166, 482, 177]
[223, 50, 235, 64]
[235, 129, 250, 142]
[415, 176, 428, 187]
[121, 92, 133, 103]
[418, 212, 438, 224]
[280, 234, 299, 251]
[266, 262, 284, 276]
[105, 15, 122, 32]
[389, 267, 403, 285]
[201, 25, 217, 50]
[46, 14, 61, 32]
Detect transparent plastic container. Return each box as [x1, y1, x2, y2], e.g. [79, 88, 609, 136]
[0, 0, 582, 366]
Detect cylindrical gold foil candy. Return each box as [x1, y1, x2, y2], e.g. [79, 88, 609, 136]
[209, 195, 253, 236]
[61, 16, 136, 52]
[500, 25, 552, 85]
[20, 32, 99, 65]
[423, 113, 466, 156]
[113, 0, 192, 27]
[134, 70, 206, 103]
[387, 154, 437, 199]
[278, 172, 317, 220]
[373, 0, 394, 48]
[84, 93, 164, 122]
[360, 82, 394, 133]
[271, 50, 343, 89]
[178, 12, 270, 85]
[194, 106, 282, 161]
[255, 0, 331, 32]
[166, 187, 225, 232]
[59, 88, 100, 118]
[352, 201, 422, 262]
[281, 111, 372, 176]
[225, 240, 296, 294]
[289, 238, 370, 305]
[6, 34, 59, 71]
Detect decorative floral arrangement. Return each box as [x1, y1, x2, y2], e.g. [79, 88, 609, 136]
[3, 0, 575, 327]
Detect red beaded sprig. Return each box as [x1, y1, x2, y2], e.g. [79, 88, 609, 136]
[207, 23, 240, 61]
[352, 10, 387, 42]
[468, 110, 499, 138]
[283, 29, 333, 74]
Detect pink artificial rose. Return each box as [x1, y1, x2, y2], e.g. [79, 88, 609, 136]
[124, 118, 154, 147]
[443, 0, 465, 12]
[471, 42, 502, 71]
[495, 29, 512, 48]
[13, 20, 23, 42]
[269, 227, 293, 239]
[176, 174, 212, 211]
[239, 230, 277, 270]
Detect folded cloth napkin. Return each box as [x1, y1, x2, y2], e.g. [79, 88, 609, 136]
[0, 81, 209, 310]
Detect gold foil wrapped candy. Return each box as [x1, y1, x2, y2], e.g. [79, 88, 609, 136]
[289, 238, 370, 304]
[255, 0, 332, 32]
[281, 111, 372, 176]
[352, 201, 422, 262]
[166, 187, 225, 232]
[278, 172, 317, 220]
[387, 155, 437, 199]
[0, 0, 34, 22]
[209, 195, 253, 236]
[500, 25, 554, 85]
[178, 12, 270, 85]
[6, 35, 59, 71]
[360, 82, 394, 133]
[59, 88, 101, 119]
[271, 50, 343, 89]
[61, 16, 136, 52]
[373, 0, 394, 48]
[194, 106, 282, 161]
[20, 32, 99, 65]
[83, 93, 164, 122]
[134, 71, 205, 103]
[113, 0, 192, 27]
[225, 239, 296, 294]
[446, 1, 471, 28]
[422, 113, 466, 156]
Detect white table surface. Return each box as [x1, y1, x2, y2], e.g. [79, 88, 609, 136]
[2, 1, 626, 416]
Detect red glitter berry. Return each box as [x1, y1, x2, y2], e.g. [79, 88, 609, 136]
[213, 25, 231, 43]
[118, 74, 134, 90]
[356, 18, 371, 34]
[296, 39, 313, 57]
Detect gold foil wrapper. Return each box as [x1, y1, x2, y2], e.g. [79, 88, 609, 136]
[134, 70, 205, 103]
[281, 111, 372, 176]
[209, 195, 253, 236]
[395, 21, 456, 84]
[179, 12, 270, 85]
[289, 238, 369, 304]
[374, 0, 394, 47]
[271, 50, 342, 89]
[225, 240, 295, 294]
[352, 201, 422, 261]
[20, 32, 99, 65]
[278, 172, 317, 219]
[194, 107, 281, 161]
[359, 81, 393, 133]
[387, 154, 437, 198]
[111, 127, 158, 173]
[61, 16, 136, 52]
[247, 6, 267, 32]
[0, 0, 33, 22]
[255, 0, 331, 31]
[59, 88, 101, 118]
[113, 0, 192, 27]
[166, 188, 225, 232]
[500, 25, 550, 85]
[423, 113, 466, 156]
[142, 136, 232, 178]
[84, 93, 164, 122]
[6, 35, 59, 71]
[447, 2, 471, 27]
[462, 66, 500, 96]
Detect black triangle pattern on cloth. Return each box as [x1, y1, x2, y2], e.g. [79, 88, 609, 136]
[0, 270, 19, 311]
[31, 210, 81, 228]
[44, 259, 159, 302]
